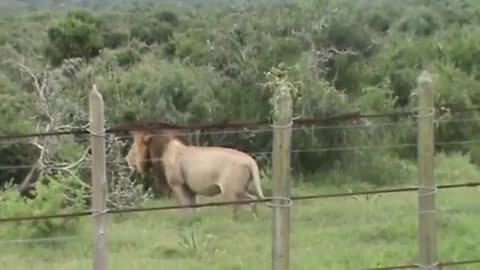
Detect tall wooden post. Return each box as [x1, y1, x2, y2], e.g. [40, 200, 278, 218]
[271, 84, 293, 270]
[89, 85, 108, 270]
[416, 71, 439, 270]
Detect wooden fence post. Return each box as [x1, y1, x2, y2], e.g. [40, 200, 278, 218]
[271, 83, 293, 270]
[416, 70, 439, 270]
[89, 85, 108, 270]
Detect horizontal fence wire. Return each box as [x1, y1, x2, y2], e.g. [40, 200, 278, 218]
[109, 116, 480, 140]
[1, 207, 478, 270]
[0, 206, 475, 249]
[1, 116, 479, 144]
[0, 107, 479, 269]
[0, 106, 479, 140]
[362, 259, 480, 270]
[0, 236, 78, 245]
[2, 138, 480, 170]
[0, 180, 478, 224]
[1, 206, 476, 246]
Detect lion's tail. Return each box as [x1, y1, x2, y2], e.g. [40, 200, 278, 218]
[248, 158, 265, 199]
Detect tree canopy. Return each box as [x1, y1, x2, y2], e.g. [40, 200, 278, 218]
[1, 0, 480, 193]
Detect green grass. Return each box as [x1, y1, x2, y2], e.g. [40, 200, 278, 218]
[0, 152, 479, 269]
[0, 184, 479, 269]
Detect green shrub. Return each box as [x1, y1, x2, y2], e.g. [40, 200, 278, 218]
[393, 6, 443, 36]
[97, 58, 225, 125]
[174, 33, 209, 65]
[254, 37, 303, 72]
[130, 18, 173, 45]
[430, 64, 480, 155]
[0, 73, 37, 188]
[341, 151, 416, 186]
[0, 172, 88, 239]
[2, 0, 480, 191]
[368, 36, 438, 107]
[46, 9, 104, 64]
[163, 41, 177, 57]
[439, 25, 480, 76]
[363, 3, 402, 33]
[435, 151, 480, 184]
[113, 47, 142, 67]
[0, 28, 8, 45]
[102, 31, 129, 49]
[154, 10, 179, 27]
[323, 15, 373, 53]
[302, 150, 416, 187]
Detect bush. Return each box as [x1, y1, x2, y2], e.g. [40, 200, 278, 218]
[102, 31, 129, 49]
[435, 151, 480, 184]
[0, 172, 88, 239]
[46, 9, 104, 65]
[2, 0, 480, 192]
[0, 28, 8, 45]
[431, 64, 480, 146]
[0, 73, 37, 188]
[112, 47, 142, 67]
[363, 3, 402, 33]
[130, 18, 173, 45]
[393, 6, 443, 36]
[97, 58, 225, 125]
[154, 10, 180, 27]
[367, 36, 438, 107]
[341, 151, 416, 186]
[439, 25, 480, 76]
[174, 33, 209, 65]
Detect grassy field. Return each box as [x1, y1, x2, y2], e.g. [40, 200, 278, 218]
[1, 153, 479, 270]
[0, 185, 479, 269]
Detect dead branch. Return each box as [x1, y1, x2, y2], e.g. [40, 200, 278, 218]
[3, 54, 89, 197]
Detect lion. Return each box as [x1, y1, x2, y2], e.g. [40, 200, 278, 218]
[125, 126, 196, 198]
[125, 128, 265, 220]
[126, 136, 173, 198]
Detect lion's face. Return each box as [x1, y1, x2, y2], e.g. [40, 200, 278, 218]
[125, 132, 151, 175]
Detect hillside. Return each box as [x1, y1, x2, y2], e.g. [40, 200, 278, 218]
[0, 0, 479, 209]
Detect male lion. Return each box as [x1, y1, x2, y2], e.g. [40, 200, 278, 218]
[125, 132, 176, 198]
[125, 128, 265, 220]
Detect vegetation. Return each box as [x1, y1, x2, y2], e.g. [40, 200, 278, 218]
[0, 157, 479, 269]
[0, 0, 479, 268]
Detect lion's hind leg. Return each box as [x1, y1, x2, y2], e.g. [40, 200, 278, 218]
[237, 191, 259, 218]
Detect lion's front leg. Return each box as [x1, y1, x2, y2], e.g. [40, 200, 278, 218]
[171, 184, 197, 214]
[164, 164, 197, 213]
[170, 184, 191, 204]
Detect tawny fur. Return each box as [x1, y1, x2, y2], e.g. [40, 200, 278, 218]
[125, 129, 265, 220]
[125, 128, 189, 197]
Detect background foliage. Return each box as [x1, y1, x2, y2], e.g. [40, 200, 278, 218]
[0, 0, 479, 235]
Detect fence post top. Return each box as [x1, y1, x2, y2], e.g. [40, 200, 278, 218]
[89, 84, 102, 98]
[89, 84, 104, 107]
[417, 70, 433, 87]
[90, 84, 97, 93]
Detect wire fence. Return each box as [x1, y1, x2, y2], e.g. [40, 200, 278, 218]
[1, 96, 480, 269]
[2, 138, 480, 171]
[1, 112, 479, 171]
[0, 105, 478, 141]
[0, 204, 478, 270]
[362, 259, 480, 270]
[0, 180, 479, 222]
[0, 177, 479, 268]
[2, 204, 478, 243]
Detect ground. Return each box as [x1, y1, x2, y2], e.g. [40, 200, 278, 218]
[0, 181, 479, 270]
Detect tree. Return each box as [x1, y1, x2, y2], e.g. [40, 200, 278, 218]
[45, 9, 104, 65]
